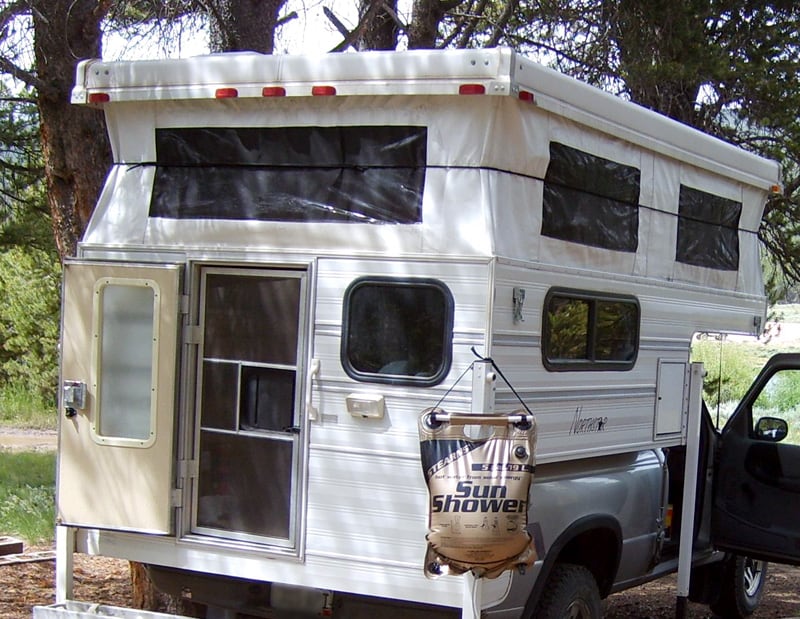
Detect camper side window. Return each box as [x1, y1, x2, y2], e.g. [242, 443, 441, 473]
[676, 185, 742, 271]
[342, 278, 453, 386]
[542, 288, 639, 371]
[150, 126, 427, 224]
[542, 142, 641, 252]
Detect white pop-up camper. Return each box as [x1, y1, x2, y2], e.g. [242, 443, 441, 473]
[35, 48, 800, 619]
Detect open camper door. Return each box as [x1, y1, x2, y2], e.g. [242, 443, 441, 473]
[712, 353, 800, 565]
[57, 261, 181, 533]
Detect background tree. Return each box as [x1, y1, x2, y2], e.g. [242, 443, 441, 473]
[32, 0, 112, 258]
[207, 0, 288, 52]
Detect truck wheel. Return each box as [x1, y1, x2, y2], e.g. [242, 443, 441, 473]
[710, 555, 767, 618]
[535, 563, 602, 619]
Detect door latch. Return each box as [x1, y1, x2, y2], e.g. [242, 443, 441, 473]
[63, 380, 87, 418]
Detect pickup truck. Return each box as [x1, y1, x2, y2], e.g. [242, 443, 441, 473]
[511, 352, 800, 618]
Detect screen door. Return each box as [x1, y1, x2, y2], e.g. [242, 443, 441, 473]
[192, 267, 308, 550]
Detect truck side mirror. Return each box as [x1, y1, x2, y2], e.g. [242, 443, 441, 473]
[754, 416, 788, 442]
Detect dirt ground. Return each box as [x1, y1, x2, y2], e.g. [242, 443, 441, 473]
[1, 550, 798, 619]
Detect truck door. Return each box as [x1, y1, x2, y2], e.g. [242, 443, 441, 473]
[713, 353, 800, 565]
[58, 261, 181, 533]
[190, 267, 310, 553]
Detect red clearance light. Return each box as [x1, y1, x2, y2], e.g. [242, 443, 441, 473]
[312, 85, 337, 96]
[215, 88, 238, 99]
[88, 92, 110, 104]
[459, 84, 486, 95]
[262, 86, 287, 97]
[518, 90, 535, 103]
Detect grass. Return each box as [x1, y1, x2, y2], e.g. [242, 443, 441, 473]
[0, 384, 56, 430]
[0, 451, 55, 544]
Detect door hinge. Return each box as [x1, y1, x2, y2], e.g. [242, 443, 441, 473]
[179, 294, 191, 315]
[183, 325, 202, 345]
[178, 459, 199, 479]
[171, 488, 183, 508]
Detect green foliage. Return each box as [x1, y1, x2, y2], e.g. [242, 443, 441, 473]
[754, 370, 800, 415]
[0, 84, 50, 252]
[0, 247, 61, 403]
[691, 338, 764, 409]
[0, 383, 56, 429]
[0, 451, 55, 544]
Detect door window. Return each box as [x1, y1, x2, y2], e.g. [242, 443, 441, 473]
[93, 278, 160, 446]
[750, 369, 800, 446]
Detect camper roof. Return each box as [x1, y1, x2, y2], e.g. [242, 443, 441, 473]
[73, 47, 778, 190]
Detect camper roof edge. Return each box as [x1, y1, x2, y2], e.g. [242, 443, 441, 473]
[71, 47, 780, 191]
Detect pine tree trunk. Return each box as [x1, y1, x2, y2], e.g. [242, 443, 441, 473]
[208, 0, 287, 53]
[31, 0, 112, 259]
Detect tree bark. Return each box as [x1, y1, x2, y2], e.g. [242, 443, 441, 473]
[207, 0, 287, 53]
[32, 0, 112, 259]
[408, 0, 461, 48]
[357, 0, 400, 50]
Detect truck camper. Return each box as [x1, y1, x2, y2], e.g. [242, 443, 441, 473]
[35, 48, 800, 619]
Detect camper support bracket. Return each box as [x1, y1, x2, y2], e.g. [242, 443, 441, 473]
[674, 362, 705, 618]
[462, 572, 482, 619]
[471, 359, 496, 414]
[55, 525, 74, 604]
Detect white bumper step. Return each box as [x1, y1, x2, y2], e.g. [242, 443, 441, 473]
[33, 602, 192, 619]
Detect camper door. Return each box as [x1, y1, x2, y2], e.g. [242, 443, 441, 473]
[713, 353, 800, 566]
[189, 266, 310, 553]
[58, 261, 181, 533]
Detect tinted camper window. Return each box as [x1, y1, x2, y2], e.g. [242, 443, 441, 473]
[677, 185, 741, 271]
[543, 289, 639, 371]
[150, 126, 427, 224]
[542, 142, 640, 252]
[342, 278, 453, 386]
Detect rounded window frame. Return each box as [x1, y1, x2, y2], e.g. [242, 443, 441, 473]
[341, 277, 454, 387]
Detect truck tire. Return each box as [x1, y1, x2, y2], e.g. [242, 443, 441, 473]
[710, 555, 767, 618]
[535, 563, 602, 619]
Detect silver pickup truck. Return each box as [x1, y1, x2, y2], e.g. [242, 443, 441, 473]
[485, 352, 800, 618]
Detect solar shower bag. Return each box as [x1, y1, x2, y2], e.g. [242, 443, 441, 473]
[419, 408, 537, 579]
